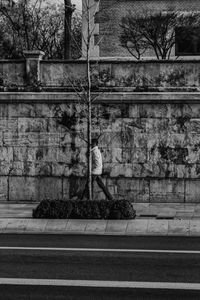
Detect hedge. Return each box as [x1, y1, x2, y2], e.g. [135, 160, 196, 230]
[32, 199, 136, 220]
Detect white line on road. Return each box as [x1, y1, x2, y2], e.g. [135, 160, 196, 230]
[0, 247, 200, 254]
[0, 278, 200, 290]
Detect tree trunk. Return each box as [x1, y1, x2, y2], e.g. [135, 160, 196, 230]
[64, 0, 74, 59]
[86, 0, 92, 200]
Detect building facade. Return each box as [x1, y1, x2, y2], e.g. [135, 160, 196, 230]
[82, 0, 200, 59]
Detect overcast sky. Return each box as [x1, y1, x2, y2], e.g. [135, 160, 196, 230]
[48, 0, 82, 11]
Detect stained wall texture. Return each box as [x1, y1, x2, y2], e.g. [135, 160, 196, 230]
[0, 94, 200, 203]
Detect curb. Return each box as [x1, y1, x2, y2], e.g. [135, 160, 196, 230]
[0, 218, 200, 236]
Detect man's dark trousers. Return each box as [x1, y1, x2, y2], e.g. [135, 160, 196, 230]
[81, 175, 113, 200]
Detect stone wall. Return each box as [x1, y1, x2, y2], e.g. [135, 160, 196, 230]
[0, 57, 200, 202]
[0, 60, 25, 89]
[41, 60, 200, 91]
[0, 92, 200, 203]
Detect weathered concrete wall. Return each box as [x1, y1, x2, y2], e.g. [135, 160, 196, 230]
[0, 92, 200, 203]
[2, 59, 200, 92]
[0, 60, 25, 89]
[41, 60, 200, 91]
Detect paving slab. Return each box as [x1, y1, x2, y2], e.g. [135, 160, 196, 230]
[4, 219, 29, 232]
[85, 220, 107, 233]
[106, 220, 128, 234]
[126, 219, 148, 235]
[147, 220, 168, 235]
[190, 220, 200, 236]
[25, 219, 48, 232]
[168, 220, 190, 236]
[0, 219, 10, 232]
[45, 219, 68, 232]
[66, 220, 88, 232]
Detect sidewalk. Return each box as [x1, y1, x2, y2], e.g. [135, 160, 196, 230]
[0, 203, 200, 236]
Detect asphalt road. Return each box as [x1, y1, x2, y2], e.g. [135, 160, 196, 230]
[0, 234, 200, 299]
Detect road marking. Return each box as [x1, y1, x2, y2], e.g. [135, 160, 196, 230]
[0, 246, 200, 254]
[0, 278, 200, 290]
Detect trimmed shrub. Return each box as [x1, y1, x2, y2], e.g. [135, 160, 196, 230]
[32, 199, 136, 220]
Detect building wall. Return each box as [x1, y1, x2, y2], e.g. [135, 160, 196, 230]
[0, 57, 200, 202]
[93, 0, 200, 58]
[0, 92, 200, 202]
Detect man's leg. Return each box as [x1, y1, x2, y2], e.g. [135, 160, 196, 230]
[80, 177, 88, 200]
[95, 175, 113, 200]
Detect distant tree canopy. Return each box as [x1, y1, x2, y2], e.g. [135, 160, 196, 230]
[120, 11, 200, 60]
[0, 0, 82, 59]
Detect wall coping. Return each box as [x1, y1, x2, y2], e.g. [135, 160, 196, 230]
[40, 59, 200, 64]
[0, 92, 200, 103]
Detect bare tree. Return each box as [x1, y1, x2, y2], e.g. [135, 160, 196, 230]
[120, 11, 180, 60]
[56, 0, 114, 200]
[0, 0, 81, 59]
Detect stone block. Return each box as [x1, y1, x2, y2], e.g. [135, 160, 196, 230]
[0, 147, 13, 163]
[112, 119, 122, 132]
[35, 104, 56, 118]
[110, 164, 133, 177]
[128, 105, 140, 118]
[8, 104, 35, 118]
[139, 104, 169, 118]
[106, 220, 128, 233]
[134, 133, 148, 148]
[185, 180, 200, 202]
[10, 162, 24, 176]
[45, 220, 68, 232]
[183, 104, 200, 118]
[107, 105, 122, 119]
[147, 220, 168, 235]
[168, 220, 190, 236]
[51, 162, 67, 177]
[166, 134, 187, 148]
[126, 219, 148, 235]
[0, 104, 8, 118]
[13, 147, 28, 162]
[35, 162, 52, 176]
[185, 118, 200, 134]
[66, 220, 88, 232]
[150, 179, 184, 202]
[145, 118, 169, 134]
[190, 220, 200, 236]
[25, 219, 48, 232]
[38, 177, 63, 201]
[0, 118, 18, 132]
[102, 148, 112, 163]
[62, 178, 70, 199]
[0, 177, 8, 201]
[187, 133, 200, 148]
[18, 118, 48, 133]
[117, 178, 149, 202]
[168, 105, 183, 118]
[9, 177, 38, 201]
[86, 220, 107, 233]
[69, 176, 85, 199]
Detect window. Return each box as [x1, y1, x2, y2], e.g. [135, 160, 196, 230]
[175, 27, 200, 55]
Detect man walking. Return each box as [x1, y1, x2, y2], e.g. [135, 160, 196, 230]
[81, 138, 113, 200]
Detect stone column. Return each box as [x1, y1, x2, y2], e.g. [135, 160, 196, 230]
[23, 50, 44, 88]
